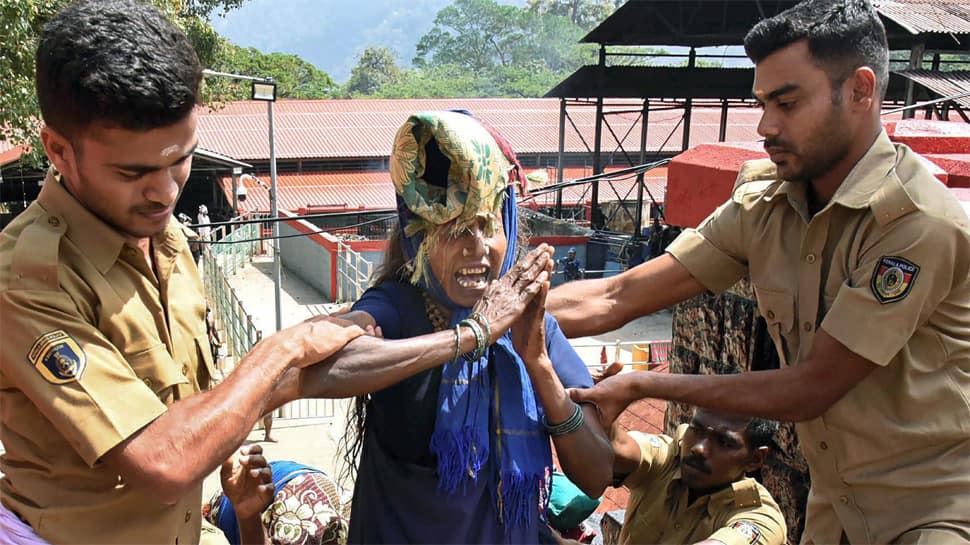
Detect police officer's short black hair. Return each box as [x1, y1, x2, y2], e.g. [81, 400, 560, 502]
[36, 0, 202, 138]
[744, 418, 780, 450]
[743, 0, 890, 100]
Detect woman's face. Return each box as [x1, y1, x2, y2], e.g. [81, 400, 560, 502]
[428, 212, 508, 308]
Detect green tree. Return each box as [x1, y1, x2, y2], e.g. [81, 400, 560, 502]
[207, 41, 337, 101]
[405, 0, 596, 98]
[414, 0, 528, 72]
[0, 0, 248, 163]
[344, 46, 403, 96]
[526, 0, 613, 31]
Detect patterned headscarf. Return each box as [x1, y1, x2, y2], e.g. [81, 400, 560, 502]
[390, 110, 549, 534]
[391, 110, 515, 288]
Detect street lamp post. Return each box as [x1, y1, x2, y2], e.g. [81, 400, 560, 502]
[202, 70, 282, 333]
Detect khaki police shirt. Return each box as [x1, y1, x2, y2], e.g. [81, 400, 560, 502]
[666, 131, 970, 544]
[619, 425, 786, 545]
[0, 169, 219, 544]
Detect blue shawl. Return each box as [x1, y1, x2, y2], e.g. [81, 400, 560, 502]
[393, 112, 551, 534]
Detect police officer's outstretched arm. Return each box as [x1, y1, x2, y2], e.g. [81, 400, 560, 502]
[101, 318, 363, 504]
[572, 328, 878, 426]
[547, 253, 706, 338]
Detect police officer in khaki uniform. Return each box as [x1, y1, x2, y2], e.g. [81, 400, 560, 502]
[611, 409, 786, 545]
[0, 2, 363, 543]
[549, 1, 969, 543]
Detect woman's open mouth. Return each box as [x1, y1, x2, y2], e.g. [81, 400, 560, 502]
[455, 266, 490, 289]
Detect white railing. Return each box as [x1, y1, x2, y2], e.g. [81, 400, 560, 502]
[335, 240, 373, 303]
[569, 339, 673, 370]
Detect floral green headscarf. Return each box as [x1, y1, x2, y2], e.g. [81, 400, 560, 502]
[390, 110, 512, 285]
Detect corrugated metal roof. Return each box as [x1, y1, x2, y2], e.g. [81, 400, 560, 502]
[218, 166, 667, 214]
[197, 98, 763, 161]
[875, 1, 970, 35]
[219, 171, 396, 213]
[895, 70, 970, 108]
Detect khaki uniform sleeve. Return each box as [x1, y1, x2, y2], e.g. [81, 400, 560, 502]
[666, 199, 749, 294]
[708, 508, 787, 545]
[623, 431, 675, 489]
[1, 288, 167, 466]
[821, 213, 969, 366]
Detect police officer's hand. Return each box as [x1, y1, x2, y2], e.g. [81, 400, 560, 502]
[473, 244, 553, 344]
[287, 315, 365, 369]
[591, 361, 624, 384]
[221, 444, 273, 521]
[568, 373, 639, 429]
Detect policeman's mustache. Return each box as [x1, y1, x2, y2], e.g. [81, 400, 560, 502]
[684, 455, 712, 474]
[764, 137, 794, 151]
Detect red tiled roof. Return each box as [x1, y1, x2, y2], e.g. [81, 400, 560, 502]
[218, 171, 396, 213]
[0, 145, 24, 167]
[219, 166, 668, 214]
[197, 98, 764, 161]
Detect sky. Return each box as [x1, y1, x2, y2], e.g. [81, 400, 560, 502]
[210, 0, 523, 83]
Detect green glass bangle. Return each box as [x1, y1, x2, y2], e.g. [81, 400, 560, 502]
[458, 318, 486, 361]
[452, 324, 462, 362]
[468, 312, 492, 345]
[542, 403, 585, 437]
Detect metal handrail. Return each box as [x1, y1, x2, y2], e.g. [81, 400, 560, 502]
[200, 218, 264, 366]
[335, 240, 373, 303]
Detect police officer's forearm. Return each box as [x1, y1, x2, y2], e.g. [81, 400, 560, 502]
[297, 329, 480, 399]
[549, 254, 705, 338]
[627, 365, 838, 423]
[101, 339, 302, 504]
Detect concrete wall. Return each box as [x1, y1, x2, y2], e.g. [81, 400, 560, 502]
[278, 212, 338, 300]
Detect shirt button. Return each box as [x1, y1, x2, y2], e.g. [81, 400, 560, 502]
[820, 441, 828, 450]
[839, 495, 849, 505]
[674, 523, 682, 530]
[143, 377, 153, 388]
[803, 322, 813, 332]
[185, 510, 192, 522]
[806, 253, 817, 264]
[181, 364, 189, 376]
[47, 216, 60, 227]
[766, 310, 775, 320]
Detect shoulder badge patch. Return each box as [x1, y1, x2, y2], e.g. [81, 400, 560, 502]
[27, 330, 86, 384]
[871, 256, 919, 304]
[730, 521, 762, 545]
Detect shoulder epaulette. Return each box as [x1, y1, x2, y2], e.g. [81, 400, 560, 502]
[10, 212, 67, 291]
[731, 478, 764, 510]
[870, 169, 918, 226]
[732, 159, 782, 203]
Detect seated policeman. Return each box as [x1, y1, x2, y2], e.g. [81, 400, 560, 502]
[612, 408, 786, 545]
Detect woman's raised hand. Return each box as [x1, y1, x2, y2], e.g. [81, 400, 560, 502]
[472, 243, 553, 343]
[510, 259, 552, 366]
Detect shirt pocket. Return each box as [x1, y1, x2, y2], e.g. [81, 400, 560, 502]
[194, 334, 217, 390]
[127, 344, 189, 398]
[753, 286, 795, 366]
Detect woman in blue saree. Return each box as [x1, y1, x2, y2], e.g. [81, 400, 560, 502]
[340, 111, 613, 544]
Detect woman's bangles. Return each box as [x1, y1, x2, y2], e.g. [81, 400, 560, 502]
[542, 402, 585, 437]
[452, 312, 492, 362]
